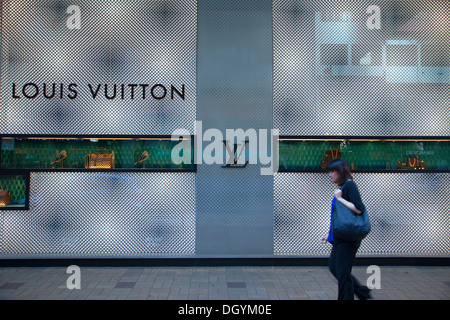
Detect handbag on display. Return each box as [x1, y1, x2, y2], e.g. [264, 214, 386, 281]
[321, 149, 341, 169]
[0, 186, 11, 206]
[85, 147, 115, 169]
[331, 197, 371, 241]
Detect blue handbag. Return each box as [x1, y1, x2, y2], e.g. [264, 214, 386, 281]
[331, 196, 371, 241]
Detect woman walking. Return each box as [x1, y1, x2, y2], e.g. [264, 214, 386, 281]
[321, 158, 372, 300]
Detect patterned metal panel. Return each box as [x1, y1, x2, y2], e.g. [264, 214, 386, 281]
[273, 0, 450, 136]
[1, 0, 197, 135]
[194, 0, 275, 256]
[274, 172, 450, 257]
[0, 172, 195, 257]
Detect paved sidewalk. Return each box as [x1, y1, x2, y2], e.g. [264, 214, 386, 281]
[0, 266, 449, 300]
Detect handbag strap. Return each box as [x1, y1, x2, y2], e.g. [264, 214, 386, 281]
[331, 149, 338, 159]
[96, 147, 108, 155]
[92, 147, 111, 166]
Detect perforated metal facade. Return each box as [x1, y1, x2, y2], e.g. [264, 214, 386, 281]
[274, 172, 450, 257]
[0, 172, 196, 257]
[0, 0, 448, 260]
[273, 0, 450, 136]
[0, 0, 197, 135]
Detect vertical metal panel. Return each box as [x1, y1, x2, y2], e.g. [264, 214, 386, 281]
[195, 0, 274, 256]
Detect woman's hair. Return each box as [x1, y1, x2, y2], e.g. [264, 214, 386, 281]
[325, 158, 353, 186]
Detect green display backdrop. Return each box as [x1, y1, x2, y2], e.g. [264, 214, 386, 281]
[279, 140, 449, 170]
[0, 175, 26, 206]
[1, 138, 195, 170]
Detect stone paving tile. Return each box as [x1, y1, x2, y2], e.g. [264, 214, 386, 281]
[115, 282, 136, 289]
[168, 294, 190, 300]
[227, 281, 246, 288]
[0, 282, 24, 290]
[0, 266, 449, 300]
[189, 282, 209, 289]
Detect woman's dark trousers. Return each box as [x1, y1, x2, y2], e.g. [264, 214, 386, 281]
[328, 236, 371, 300]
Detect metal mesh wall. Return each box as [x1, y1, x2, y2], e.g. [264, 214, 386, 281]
[273, 0, 450, 136]
[0, 0, 197, 135]
[274, 172, 450, 257]
[0, 172, 196, 257]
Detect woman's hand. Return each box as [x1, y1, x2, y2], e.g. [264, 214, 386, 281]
[334, 188, 342, 199]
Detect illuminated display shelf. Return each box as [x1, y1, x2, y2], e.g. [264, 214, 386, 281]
[0, 135, 196, 173]
[0, 171, 30, 211]
[278, 136, 450, 173]
[0, 135, 196, 211]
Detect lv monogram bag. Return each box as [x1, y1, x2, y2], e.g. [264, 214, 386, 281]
[85, 147, 115, 169]
[0, 186, 11, 206]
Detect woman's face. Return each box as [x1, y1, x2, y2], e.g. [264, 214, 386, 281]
[329, 170, 340, 185]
